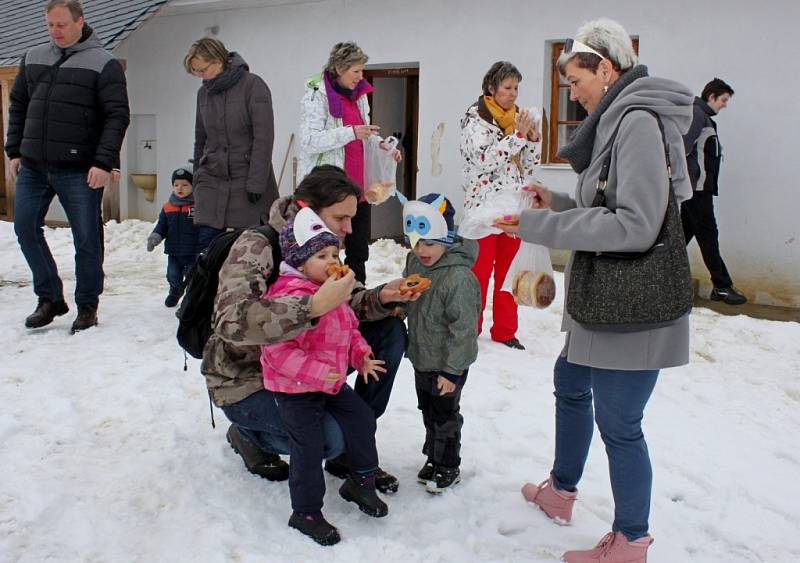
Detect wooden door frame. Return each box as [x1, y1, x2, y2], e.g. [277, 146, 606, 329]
[0, 66, 19, 221]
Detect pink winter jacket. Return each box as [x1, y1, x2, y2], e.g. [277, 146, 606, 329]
[260, 271, 372, 395]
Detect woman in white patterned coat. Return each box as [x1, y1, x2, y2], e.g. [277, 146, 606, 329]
[298, 42, 399, 284]
[460, 61, 541, 350]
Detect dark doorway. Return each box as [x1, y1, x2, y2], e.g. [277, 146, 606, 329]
[364, 64, 419, 241]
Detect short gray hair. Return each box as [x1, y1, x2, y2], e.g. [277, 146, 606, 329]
[558, 17, 637, 75]
[46, 0, 84, 20]
[324, 42, 369, 76]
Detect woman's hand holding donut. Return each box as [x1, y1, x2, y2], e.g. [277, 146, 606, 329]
[353, 124, 380, 140]
[380, 278, 422, 304]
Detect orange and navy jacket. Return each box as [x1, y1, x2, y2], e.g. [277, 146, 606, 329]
[152, 195, 200, 256]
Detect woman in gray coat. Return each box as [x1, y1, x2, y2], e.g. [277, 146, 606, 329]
[495, 18, 693, 563]
[184, 38, 279, 248]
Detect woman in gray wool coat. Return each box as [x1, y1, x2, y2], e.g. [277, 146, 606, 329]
[184, 37, 279, 248]
[496, 18, 694, 563]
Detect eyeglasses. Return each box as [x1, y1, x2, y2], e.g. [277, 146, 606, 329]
[563, 38, 605, 60]
[191, 60, 215, 76]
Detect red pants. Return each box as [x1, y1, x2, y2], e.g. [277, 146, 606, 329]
[472, 234, 521, 342]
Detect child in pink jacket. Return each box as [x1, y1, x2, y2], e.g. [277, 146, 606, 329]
[260, 207, 388, 546]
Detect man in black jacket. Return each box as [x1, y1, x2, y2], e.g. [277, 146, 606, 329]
[681, 78, 746, 306]
[6, 0, 130, 332]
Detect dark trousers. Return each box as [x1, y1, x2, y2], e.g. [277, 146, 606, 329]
[166, 254, 195, 295]
[14, 165, 105, 308]
[354, 316, 407, 418]
[195, 225, 225, 252]
[274, 384, 378, 513]
[681, 191, 733, 288]
[415, 369, 468, 468]
[345, 201, 371, 283]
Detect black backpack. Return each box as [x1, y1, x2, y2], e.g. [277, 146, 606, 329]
[177, 225, 281, 360]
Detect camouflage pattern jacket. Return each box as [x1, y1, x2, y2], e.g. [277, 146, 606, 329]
[201, 196, 393, 406]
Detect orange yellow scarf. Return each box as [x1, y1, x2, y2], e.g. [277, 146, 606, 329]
[483, 95, 517, 135]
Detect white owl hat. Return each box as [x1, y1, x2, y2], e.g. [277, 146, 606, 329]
[280, 206, 340, 268]
[396, 192, 456, 248]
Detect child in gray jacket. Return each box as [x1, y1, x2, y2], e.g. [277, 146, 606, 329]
[399, 192, 481, 493]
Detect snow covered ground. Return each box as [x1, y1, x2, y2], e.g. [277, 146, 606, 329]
[1, 220, 799, 563]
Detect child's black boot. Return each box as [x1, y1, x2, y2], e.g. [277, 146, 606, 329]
[288, 511, 340, 546]
[425, 465, 461, 494]
[416, 460, 436, 484]
[339, 473, 388, 517]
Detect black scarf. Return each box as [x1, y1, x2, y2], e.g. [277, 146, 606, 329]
[203, 53, 246, 95]
[557, 65, 649, 173]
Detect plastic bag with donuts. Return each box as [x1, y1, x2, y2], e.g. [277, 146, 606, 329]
[501, 241, 556, 309]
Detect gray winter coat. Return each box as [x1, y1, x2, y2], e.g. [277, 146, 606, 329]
[402, 238, 481, 375]
[193, 53, 279, 230]
[518, 74, 694, 370]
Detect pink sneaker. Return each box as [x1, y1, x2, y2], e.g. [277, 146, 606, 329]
[521, 477, 577, 525]
[562, 531, 653, 562]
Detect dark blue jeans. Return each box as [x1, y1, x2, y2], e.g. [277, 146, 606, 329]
[166, 254, 195, 295]
[196, 226, 225, 252]
[354, 315, 407, 418]
[221, 389, 345, 460]
[275, 384, 378, 513]
[550, 356, 659, 542]
[14, 165, 104, 308]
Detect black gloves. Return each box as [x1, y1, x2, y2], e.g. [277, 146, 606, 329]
[247, 191, 262, 204]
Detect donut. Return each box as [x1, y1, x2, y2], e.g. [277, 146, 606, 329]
[511, 271, 556, 308]
[533, 272, 556, 308]
[326, 263, 350, 279]
[364, 181, 396, 204]
[495, 215, 520, 226]
[399, 273, 432, 295]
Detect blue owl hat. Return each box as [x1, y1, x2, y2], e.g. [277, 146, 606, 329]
[397, 192, 456, 247]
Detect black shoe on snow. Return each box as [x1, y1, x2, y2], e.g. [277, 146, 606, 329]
[25, 298, 69, 328]
[324, 453, 350, 478]
[339, 474, 388, 517]
[70, 305, 98, 333]
[226, 424, 289, 481]
[710, 286, 748, 305]
[164, 292, 180, 307]
[417, 461, 436, 484]
[500, 337, 526, 350]
[288, 511, 340, 546]
[426, 466, 461, 494]
[375, 467, 399, 493]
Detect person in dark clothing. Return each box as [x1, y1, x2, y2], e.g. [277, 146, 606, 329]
[146, 168, 200, 307]
[681, 78, 747, 305]
[184, 37, 279, 249]
[6, 0, 130, 333]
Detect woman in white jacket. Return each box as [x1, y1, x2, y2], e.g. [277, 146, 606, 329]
[460, 61, 541, 350]
[299, 42, 398, 283]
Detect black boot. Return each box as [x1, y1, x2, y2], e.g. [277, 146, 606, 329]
[288, 511, 340, 546]
[501, 337, 525, 350]
[710, 286, 748, 305]
[426, 465, 461, 494]
[25, 298, 69, 328]
[325, 454, 398, 494]
[226, 424, 289, 481]
[164, 291, 180, 308]
[71, 305, 98, 333]
[416, 461, 435, 484]
[339, 473, 388, 517]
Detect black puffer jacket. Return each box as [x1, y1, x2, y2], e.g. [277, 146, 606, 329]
[5, 24, 130, 172]
[683, 97, 721, 195]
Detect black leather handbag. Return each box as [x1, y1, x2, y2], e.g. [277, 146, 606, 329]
[566, 108, 694, 331]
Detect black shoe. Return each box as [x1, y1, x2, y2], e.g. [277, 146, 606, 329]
[288, 511, 340, 546]
[339, 474, 388, 518]
[164, 292, 180, 308]
[426, 466, 461, 494]
[501, 337, 526, 350]
[226, 424, 289, 481]
[25, 298, 69, 328]
[71, 305, 98, 333]
[416, 461, 435, 484]
[710, 286, 748, 305]
[375, 467, 399, 494]
[324, 453, 350, 478]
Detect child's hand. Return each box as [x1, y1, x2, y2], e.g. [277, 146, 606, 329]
[146, 233, 162, 252]
[436, 375, 456, 395]
[324, 371, 342, 384]
[361, 355, 386, 384]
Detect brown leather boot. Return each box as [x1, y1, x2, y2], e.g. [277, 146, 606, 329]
[71, 305, 98, 333]
[25, 298, 69, 328]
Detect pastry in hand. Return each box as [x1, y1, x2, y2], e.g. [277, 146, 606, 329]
[326, 263, 350, 279]
[399, 273, 432, 295]
[495, 214, 519, 226]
